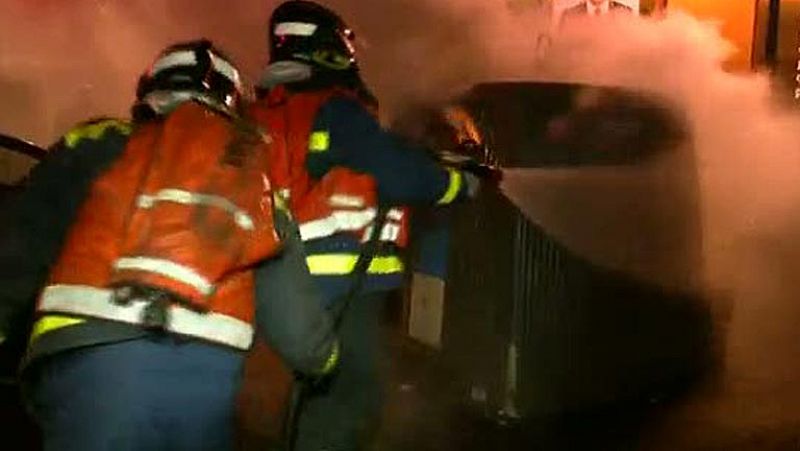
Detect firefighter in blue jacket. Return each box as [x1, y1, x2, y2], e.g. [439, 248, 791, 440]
[249, 2, 481, 449]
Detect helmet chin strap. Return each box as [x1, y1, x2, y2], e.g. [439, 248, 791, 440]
[309, 50, 353, 71]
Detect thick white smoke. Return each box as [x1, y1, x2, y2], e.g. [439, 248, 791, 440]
[2, 0, 800, 446]
[440, 8, 800, 446]
[453, 9, 800, 445]
[0, 0, 273, 143]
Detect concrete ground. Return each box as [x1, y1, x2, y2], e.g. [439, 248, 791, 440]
[4, 330, 799, 450]
[376, 334, 800, 451]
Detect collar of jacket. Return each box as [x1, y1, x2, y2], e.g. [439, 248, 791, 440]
[256, 63, 378, 113]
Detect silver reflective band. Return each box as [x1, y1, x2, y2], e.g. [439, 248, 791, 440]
[298, 209, 377, 241]
[299, 208, 406, 242]
[209, 53, 242, 89]
[387, 208, 404, 221]
[39, 285, 253, 350]
[113, 257, 214, 296]
[274, 22, 318, 37]
[361, 222, 401, 243]
[150, 50, 241, 89]
[328, 194, 365, 208]
[151, 50, 196, 75]
[136, 188, 255, 231]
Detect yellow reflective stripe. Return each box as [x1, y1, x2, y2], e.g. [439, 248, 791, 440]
[318, 340, 340, 375]
[29, 315, 85, 344]
[309, 131, 330, 153]
[437, 168, 462, 205]
[63, 119, 132, 148]
[311, 50, 353, 71]
[305, 254, 404, 275]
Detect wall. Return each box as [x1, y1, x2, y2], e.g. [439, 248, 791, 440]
[667, 0, 759, 70]
[773, 0, 800, 103]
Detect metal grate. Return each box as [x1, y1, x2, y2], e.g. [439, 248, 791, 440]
[438, 82, 711, 419]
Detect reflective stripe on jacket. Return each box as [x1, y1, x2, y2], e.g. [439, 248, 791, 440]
[36, 103, 281, 350]
[249, 87, 409, 278]
[38, 285, 252, 349]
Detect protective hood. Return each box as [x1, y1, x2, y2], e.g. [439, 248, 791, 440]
[257, 61, 314, 90]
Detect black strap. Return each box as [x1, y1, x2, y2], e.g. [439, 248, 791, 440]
[284, 206, 390, 451]
[329, 205, 390, 328]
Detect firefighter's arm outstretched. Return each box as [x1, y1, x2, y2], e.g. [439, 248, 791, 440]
[306, 97, 479, 206]
[253, 209, 339, 377]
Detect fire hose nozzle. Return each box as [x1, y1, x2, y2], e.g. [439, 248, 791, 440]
[438, 151, 503, 184]
[463, 161, 504, 185]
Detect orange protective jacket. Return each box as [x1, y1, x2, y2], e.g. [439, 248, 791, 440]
[36, 102, 281, 350]
[249, 86, 409, 254]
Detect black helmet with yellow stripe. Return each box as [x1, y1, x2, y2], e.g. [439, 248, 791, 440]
[269, 1, 357, 72]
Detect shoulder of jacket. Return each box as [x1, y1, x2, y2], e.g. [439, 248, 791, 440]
[62, 117, 133, 149]
[319, 94, 372, 118]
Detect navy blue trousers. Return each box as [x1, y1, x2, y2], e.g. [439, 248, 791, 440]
[27, 337, 244, 451]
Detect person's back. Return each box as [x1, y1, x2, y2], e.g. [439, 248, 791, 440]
[2, 39, 339, 451]
[251, 2, 477, 301]
[249, 2, 481, 449]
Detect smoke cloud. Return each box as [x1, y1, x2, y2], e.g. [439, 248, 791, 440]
[2, 0, 800, 446]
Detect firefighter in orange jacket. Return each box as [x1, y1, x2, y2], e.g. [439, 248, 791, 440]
[0, 40, 339, 451]
[249, 2, 481, 449]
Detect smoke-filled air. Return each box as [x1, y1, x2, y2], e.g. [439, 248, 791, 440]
[2, 0, 800, 448]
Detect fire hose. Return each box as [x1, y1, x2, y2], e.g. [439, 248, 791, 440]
[281, 154, 501, 450]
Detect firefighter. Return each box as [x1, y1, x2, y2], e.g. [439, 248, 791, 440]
[0, 39, 339, 451]
[249, 2, 481, 449]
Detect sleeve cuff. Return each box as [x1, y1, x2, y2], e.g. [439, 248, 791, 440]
[436, 168, 463, 205]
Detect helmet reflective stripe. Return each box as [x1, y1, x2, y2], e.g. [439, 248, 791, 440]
[209, 53, 242, 89]
[151, 50, 197, 75]
[38, 285, 253, 349]
[133, 40, 243, 121]
[151, 50, 242, 90]
[268, 1, 358, 70]
[275, 21, 318, 36]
